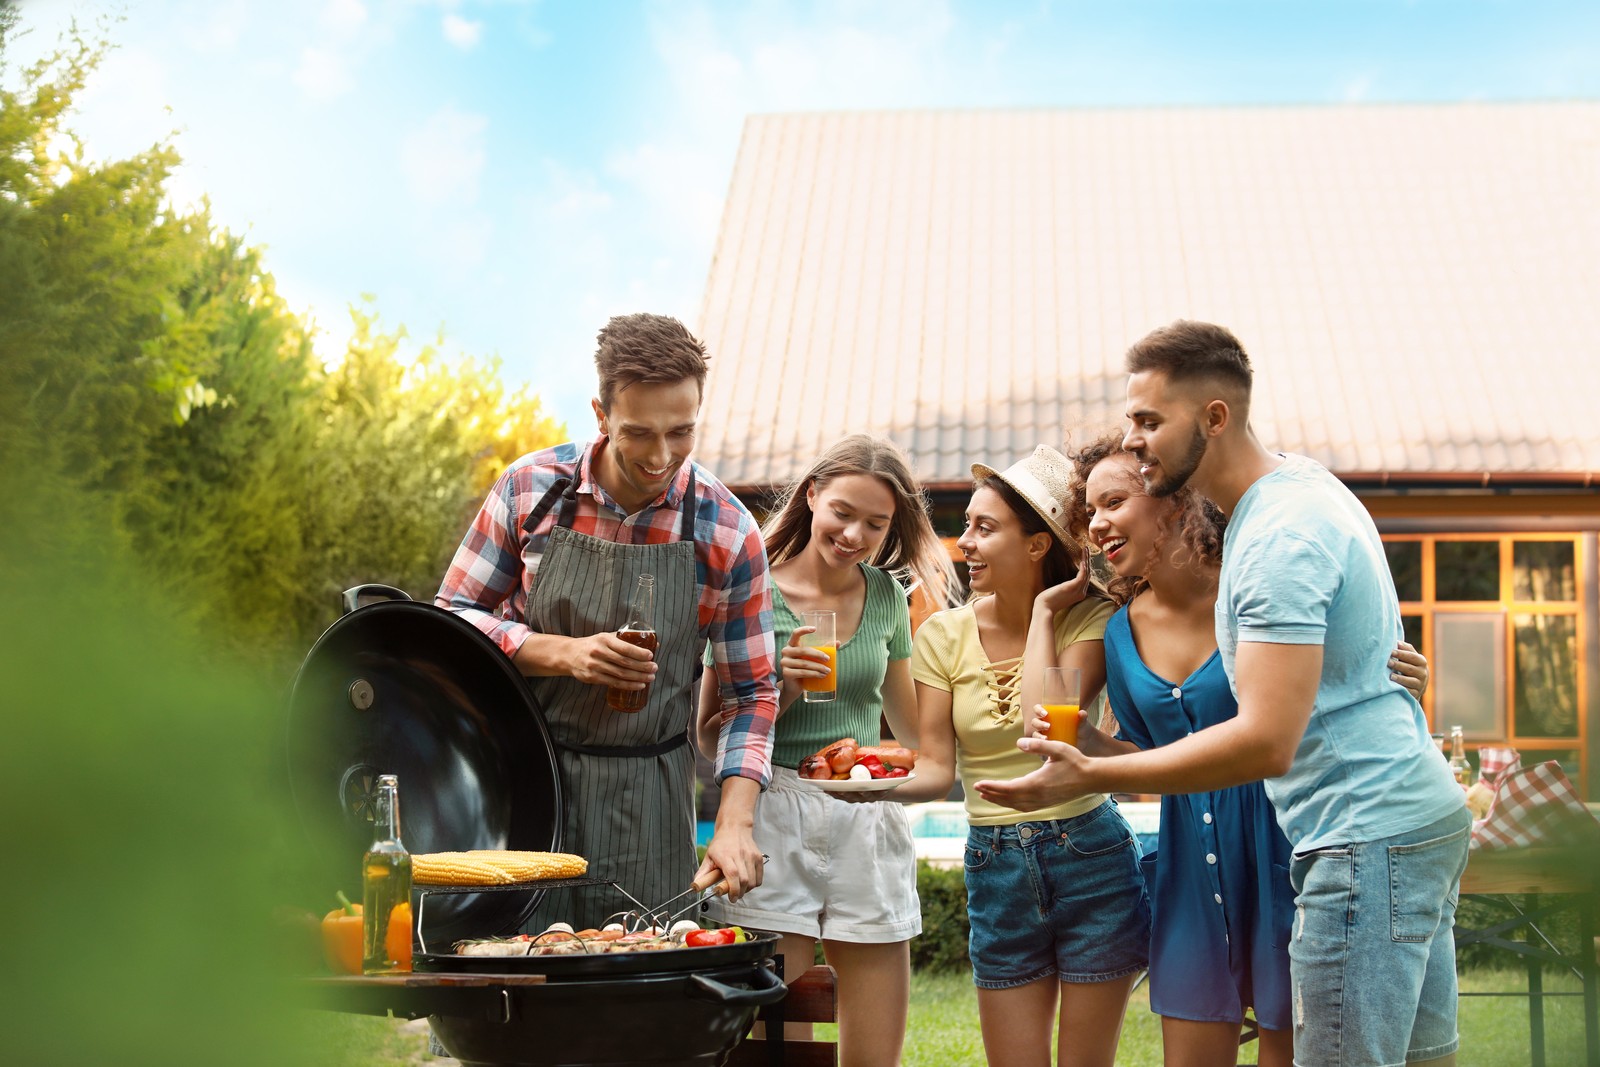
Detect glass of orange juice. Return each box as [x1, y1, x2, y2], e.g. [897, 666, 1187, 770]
[800, 609, 837, 703]
[1042, 667, 1081, 745]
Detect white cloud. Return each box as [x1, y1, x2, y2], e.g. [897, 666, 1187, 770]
[72, 44, 177, 160]
[293, 46, 355, 99]
[322, 0, 369, 35]
[442, 14, 484, 50]
[400, 106, 491, 204]
[580, 0, 964, 315]
[605, 141, 723, 250]
[1342, 74, 1374, 102]
[444, 214, 494, 270]
[285, 0, 385, 100]
[541, 163, 615, 222]
[648, 0, 959, 119]
[180, 1, 251, 52]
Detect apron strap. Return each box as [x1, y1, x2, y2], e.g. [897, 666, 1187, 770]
[554, 476, 581, 530]
[678, 469, 702, 691]
[525, 468, 698, 539]
[557, 731, 690, 759]
[678, 469, 697, 541]
[520, 477, 574, 534]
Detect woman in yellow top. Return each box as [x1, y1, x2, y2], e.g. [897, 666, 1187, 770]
[897, 446, 1151, 1067]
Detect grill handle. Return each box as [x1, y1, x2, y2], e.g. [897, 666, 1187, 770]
[685, 963, 787, 1007]
[341, 584, 413, 615]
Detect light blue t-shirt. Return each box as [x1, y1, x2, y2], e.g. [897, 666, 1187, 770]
[1216, 453, 1462, 853]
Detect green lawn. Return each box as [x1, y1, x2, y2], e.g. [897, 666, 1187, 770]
[300, 967, 1590, 1065]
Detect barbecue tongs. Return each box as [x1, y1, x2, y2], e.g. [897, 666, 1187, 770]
[646, 855, 770, 927]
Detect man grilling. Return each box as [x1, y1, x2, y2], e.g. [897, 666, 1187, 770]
[436, 313, 777, 927]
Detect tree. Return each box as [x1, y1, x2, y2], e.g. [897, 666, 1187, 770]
[0, 19, 565, 670]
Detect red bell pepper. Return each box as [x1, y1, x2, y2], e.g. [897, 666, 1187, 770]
[856, 755, 889, 779]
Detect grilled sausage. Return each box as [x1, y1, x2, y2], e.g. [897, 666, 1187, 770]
[853, 746, 917, 770]
[799, 737, 859, 779]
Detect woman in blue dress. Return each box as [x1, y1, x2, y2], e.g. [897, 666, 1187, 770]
[1060, 432, 1429, 1067]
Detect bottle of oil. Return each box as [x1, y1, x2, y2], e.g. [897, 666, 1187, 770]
[1447, 725, 1472, 788]
[605, 574, 658, 712]
[362, 774, 413, 973]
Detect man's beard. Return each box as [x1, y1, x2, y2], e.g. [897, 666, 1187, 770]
[1146, 424, 1207, 498]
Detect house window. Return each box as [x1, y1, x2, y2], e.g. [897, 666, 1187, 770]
[1384, 534, 1586, 790]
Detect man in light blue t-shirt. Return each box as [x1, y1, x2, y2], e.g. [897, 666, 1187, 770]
[978, 321, 1468, 1067]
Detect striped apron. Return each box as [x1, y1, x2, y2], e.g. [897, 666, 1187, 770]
[519, 473, 701, 929]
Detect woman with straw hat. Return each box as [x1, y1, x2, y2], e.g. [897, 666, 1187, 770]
[895, 445, 1151, 1067]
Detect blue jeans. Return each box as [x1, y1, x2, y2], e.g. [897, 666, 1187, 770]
[963, 801, 1151, 989]
[1288, 806, 1471, 1066]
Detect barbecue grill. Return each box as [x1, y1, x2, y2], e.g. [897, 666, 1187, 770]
[289, 586, 785, 1065]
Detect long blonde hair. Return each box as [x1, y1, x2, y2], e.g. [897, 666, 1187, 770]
[762, 435, 957, 606]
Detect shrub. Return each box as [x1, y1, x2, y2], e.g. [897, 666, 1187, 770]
[913, 861, 971, 973]
[909, 860, 1589, 976]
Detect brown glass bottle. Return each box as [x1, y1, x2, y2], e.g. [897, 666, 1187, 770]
[605, 574, 657, 712]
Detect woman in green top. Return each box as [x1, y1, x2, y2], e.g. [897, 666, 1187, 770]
[695, 434, 953, 1067]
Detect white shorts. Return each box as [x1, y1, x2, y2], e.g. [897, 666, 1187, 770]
[705, 765, 922, 943]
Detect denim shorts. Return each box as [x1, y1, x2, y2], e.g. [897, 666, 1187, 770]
[1288, 805, 1471, 1066]
[963, 801, 1151, 989]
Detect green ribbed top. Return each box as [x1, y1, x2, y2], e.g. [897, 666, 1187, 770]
[709, 564, 913, 768]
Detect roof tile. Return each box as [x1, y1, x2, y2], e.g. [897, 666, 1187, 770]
[697, 105, 1600, 488]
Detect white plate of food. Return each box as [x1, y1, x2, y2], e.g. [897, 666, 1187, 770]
[796, 772, 917, 793]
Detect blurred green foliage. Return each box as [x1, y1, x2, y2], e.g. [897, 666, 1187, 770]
[912, 861, 971, 972]
[0, 13, 565, 674]
[0, 12, 564, 1063]
[0, 508, 331, 1064]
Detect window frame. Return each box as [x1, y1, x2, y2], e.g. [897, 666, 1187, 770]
[1385, 531, 1587, 790]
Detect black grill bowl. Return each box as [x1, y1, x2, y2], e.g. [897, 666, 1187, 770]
[288, 590, 564, 945]
[424, 935, 784, 1067]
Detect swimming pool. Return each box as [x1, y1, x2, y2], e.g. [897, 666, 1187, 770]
[905, 800, 1161, 866]
[698, 800, 1162, 863]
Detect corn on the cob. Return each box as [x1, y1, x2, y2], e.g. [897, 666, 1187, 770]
[412, 850, 588, 885]
[413, 853, 516, 885]
[470, 850, 589, 880]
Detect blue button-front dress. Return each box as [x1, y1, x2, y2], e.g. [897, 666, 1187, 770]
[1104, 607, 1294, 1030]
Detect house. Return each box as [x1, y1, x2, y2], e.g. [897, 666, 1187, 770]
[694, 105, 1600, 794]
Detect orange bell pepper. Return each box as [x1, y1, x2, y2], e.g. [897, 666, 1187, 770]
[385, 902, 413, 971]
[320, 892, 364, 975]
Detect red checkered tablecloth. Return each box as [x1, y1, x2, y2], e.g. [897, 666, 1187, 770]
[1471, 753, 1600, 851]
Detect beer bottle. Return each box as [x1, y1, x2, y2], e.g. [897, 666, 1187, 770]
[1447, 725, 1472, 788]
[606, 574, 658, 712]
[362, 774, 413, 973]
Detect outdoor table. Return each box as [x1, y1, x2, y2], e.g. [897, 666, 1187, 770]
[304, 972, 546, 1022]
[1456, 845, 1600, 1067]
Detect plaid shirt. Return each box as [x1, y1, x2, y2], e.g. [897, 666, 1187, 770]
[435, 439, 777, 786]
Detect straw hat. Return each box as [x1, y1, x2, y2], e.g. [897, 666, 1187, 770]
[971, 445, 1074, 548]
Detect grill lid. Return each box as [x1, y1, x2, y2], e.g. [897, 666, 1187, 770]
[287, 585, 564, 946]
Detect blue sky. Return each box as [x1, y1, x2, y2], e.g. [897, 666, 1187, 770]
[7, 0, 1599, 432]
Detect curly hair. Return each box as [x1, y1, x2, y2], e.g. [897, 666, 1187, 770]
[1065, 429, 1226, 605]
